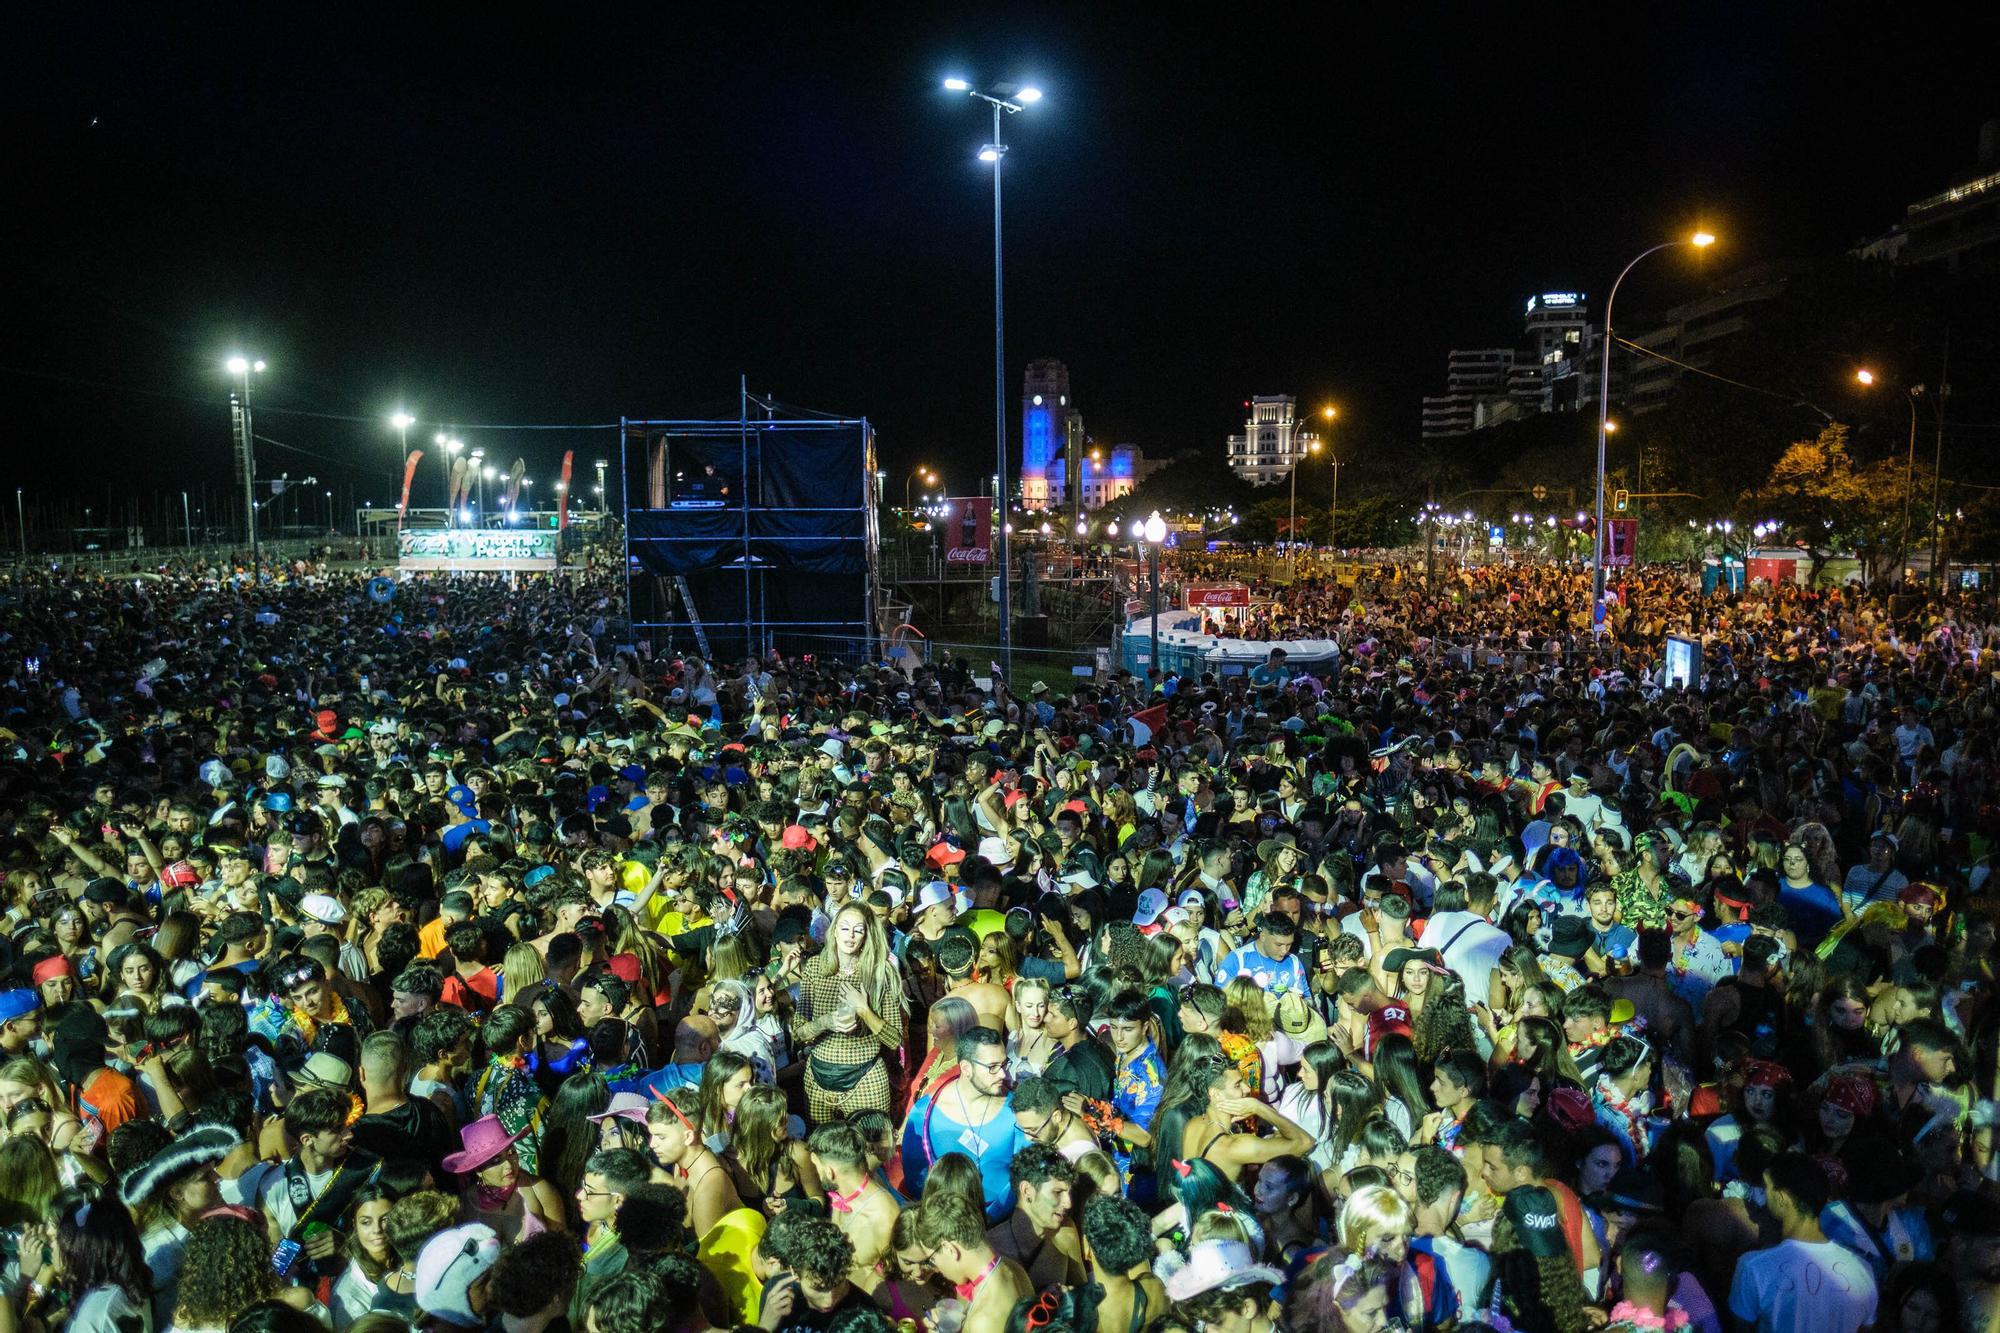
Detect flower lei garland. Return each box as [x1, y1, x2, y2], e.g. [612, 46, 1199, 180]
[1605, 1301, 1688, 1331]
[288, 992, 351, 1047]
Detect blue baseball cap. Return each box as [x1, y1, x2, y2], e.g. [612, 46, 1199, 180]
[445, 784, 477, 812]
[0, 989, 40, 1024]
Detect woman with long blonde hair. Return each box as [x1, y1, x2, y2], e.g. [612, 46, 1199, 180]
[607, 906, 670, 1008]
[791, 902, 907, 1119]
[0, 1056, 96, 1158]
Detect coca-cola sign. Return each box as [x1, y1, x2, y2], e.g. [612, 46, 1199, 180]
[1185, 584, 1250, 608]
[945, 497, 992, 564]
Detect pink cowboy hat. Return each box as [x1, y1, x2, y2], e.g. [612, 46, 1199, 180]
[441, 1114, 526, 1176]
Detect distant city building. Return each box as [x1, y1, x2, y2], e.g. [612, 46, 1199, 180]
[1519, 292, 1590, 414]
[1421, 294, 1605, 440]
[1227, 395, 1322, 485]
[1049, 443, 1158, 510]
[1619, 263, 1797, 414]
[1854, 118, 2000, 272]
[1021, 358, 1071, 512]
[1421, 347, 1519, 440]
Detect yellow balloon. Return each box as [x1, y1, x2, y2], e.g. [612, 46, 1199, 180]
[620, 860, 652, 893]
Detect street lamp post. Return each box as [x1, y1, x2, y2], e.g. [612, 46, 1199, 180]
[595, 459, 609, 513]
[905, 466, 937, 511]
[946, 74, 1042, 683]
[1592, 231, 1713, 631]
[1142, 511, 1167, 683]
[226, 355, 266, 566]
[1856, 370, 1927, 586]
[16, 488, 26, 559]
[1287, 406, 1337, 570]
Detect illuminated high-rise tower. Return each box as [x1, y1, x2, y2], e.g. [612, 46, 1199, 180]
[1020, 359, 1070, 512]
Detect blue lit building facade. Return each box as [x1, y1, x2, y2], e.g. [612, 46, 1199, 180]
[1048, 443, 1146, 510]
[1020, 358, 1070, 511]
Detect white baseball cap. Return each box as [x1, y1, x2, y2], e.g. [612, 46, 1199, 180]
[1134, 887, 1169, 928]
[298, 893, 347, 926]
[912, 881, 968, 917]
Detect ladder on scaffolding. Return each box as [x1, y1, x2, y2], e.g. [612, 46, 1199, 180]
[674, 575, 714, 659]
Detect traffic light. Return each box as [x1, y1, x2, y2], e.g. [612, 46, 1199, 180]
[1613, 489, 1630, 513]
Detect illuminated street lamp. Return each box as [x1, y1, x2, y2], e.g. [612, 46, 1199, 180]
[226, 355, 266, 565]
[905, 466, 937, 511]
[1140, 510, 1168, 679]
[1592, 230, 1715, 630]
[945, 73, 1045, 682]
[1856, 367, 1934, 587]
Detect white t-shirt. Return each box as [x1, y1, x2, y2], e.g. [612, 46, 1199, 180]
[1728, 1238, 1877, 1333]
[1416, 911, 1511, 1006]
[70, 1285, 153, 1333]
[257, 1159, 340, 1237]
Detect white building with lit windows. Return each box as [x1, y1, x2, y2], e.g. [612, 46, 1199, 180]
[1226, 395, 1322, 486]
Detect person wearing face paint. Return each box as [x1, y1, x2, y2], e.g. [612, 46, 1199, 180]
[791, 902, 906, 1123]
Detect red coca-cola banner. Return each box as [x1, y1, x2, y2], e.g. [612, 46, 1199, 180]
[944, 496, 992, 564]
[1185, 583, 1250, 608]
[1600, 518, 1637, 568]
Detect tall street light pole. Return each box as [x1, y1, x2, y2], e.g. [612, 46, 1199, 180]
[905, 466, 936, 511]
[946, 75, 1042, 684]
[1592, 231, 1712, 632]
[1288, 405, 1336, 570]
[1855, 370, 1928, 587]
[227, 355, 266, 567]
[1140, 511, 1168, 683]
[1328, 451, 1343, 554]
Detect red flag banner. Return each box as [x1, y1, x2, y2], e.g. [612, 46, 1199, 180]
[1129, 703, 1168, 745]
[397, 450, 424, 526]
[557, 451, 574, 532]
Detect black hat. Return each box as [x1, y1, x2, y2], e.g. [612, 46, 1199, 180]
[1548, 916, 1594, 959]
[1503, 1185, 1570, 1258]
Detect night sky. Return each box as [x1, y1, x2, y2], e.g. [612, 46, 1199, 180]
[5, 7, 1996, 518]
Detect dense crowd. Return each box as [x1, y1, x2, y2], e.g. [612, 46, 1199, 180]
[4, 559, 2000, 1333]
